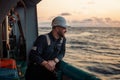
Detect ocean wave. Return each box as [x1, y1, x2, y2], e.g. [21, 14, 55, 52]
[66, 32, 94, 37]
[87, 65, 120, 75]
[39, 27, 120, 80]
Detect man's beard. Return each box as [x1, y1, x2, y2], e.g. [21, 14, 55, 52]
[57, 31, 64, 38]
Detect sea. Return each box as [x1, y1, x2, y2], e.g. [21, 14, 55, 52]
[38, 27, 120, 80]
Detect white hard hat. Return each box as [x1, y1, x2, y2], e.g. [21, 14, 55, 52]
[52, 16, 68, 28]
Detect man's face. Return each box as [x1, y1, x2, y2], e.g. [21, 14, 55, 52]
[57, 26, 67, 38]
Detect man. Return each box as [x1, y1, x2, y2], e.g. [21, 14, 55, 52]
[25, 16, 69, 80]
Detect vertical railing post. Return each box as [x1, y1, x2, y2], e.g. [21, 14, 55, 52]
[0, 24, 3, 58]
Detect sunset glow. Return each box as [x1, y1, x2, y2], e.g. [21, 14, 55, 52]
[37, 0, 120, 27]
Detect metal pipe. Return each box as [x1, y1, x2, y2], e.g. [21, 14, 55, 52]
[0, 24, 3, 58]
[5, 16, 10, 58]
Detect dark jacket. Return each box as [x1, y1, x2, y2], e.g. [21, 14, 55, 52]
[28, 32, 66, 65]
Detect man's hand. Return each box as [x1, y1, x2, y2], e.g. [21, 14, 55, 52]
[41, 60, 56, 71]
[48, 60, 56, 69]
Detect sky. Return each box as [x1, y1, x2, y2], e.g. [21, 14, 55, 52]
[37, 0, 120, 27]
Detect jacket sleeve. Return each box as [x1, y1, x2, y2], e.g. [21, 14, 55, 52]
[56, 38, 66, 61]
[29, 35, 46, 64]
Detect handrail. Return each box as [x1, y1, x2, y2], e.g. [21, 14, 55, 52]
[59, 61, 101, 80]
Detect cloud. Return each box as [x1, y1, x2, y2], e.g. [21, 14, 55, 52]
[60, 13, 71, 16]
[38, 21, 51, 27]
[70, 17, 120, 27]
[47, 13, 71, 21]
[87, 1, 95, 5]
[72, 20, 81, 23]
[82, 19, 93, 22]
[38, 16, 120, 27]
[105, 17, 112, 23]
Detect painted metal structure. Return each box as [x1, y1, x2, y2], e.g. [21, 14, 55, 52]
[0, 0, 41, 59]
